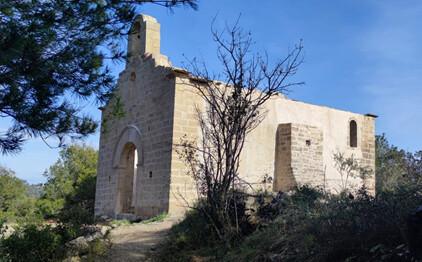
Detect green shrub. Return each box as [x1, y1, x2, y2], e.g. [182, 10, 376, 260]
[225, 185, 422, 262]
[156, 136, 422, 261]
[58, 199, 95, 228]
[0, 167, 41, 224]
[0, 224, 71, 262]
[157, 184, 421, 261]
[35, 198, 64, 219]
[141, 212, 168, 224]
[39, 144, 97, 225]
[255, 185, 323, 224]
[83, 238, 109, 261]
[156, 207, 223, 261]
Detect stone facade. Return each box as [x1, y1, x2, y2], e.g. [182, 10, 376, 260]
[274, 123, 324, 192]
[94, 14, 377, 219]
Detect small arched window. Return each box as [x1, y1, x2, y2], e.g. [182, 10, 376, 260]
[130, 72, 136, 81]
[349, 120, 357, 147]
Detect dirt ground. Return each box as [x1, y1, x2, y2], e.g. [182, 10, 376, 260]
[100, 217, 180, 262]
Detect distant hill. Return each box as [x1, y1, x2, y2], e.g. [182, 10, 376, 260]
[26, 183, 44, 198]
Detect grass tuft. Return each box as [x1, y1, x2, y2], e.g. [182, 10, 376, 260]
[141, 212, 168, 224]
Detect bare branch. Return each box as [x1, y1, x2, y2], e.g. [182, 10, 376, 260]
[177, 16, 303, 242]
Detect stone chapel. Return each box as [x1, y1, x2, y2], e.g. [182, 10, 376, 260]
[94, 14, 376, 219]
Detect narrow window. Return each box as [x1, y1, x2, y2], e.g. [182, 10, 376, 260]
[349, 120, 357, 147]
[130, 72, 136, 81]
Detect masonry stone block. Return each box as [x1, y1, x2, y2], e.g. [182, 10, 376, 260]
[94, 14, 377, 219]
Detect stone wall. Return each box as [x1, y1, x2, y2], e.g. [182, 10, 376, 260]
[238, 97, 376, 193]
[127, 15, 160, 57]
[95, 14, 377, 219]
[94, 55, 176, 218]
[361, 115, 376, 193]
[167, 77, 203, 215]
[94, 15, 176, 219]
[274, 123, 324, 192]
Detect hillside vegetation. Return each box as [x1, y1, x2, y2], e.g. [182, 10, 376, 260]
[0, 138, 421, 262]
[156, 135, 422, 262]
[0, 145, 103, 261]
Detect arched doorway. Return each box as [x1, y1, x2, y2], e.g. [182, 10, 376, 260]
[116, 143, 138, 214]
[112, 125, 143, 216]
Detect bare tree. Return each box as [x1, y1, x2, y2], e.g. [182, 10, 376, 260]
[333, 152, 373, 192]
[177, 19, 303, 242]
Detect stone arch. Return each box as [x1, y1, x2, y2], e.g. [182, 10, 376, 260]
[112, 125, 143, 215]
[112, 125, 143, 168]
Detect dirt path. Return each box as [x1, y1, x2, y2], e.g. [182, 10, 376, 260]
[101, 217, 180, 261]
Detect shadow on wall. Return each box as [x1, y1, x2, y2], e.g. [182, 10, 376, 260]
[273, 124, 297, 192]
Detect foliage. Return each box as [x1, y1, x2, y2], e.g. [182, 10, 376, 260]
[177, 17, 303, 245]
[141, 212, 168, 224]
[0, 220, 112, 262]
[87, 238, 109, 259]
[159, 133, 422, 262]
[0, 149, 103, 260]
[158, 184, 422, 262]
[26, 183, 43, 199]
[0, 224, 71, 262]
[255, 185, 323, 224]
[333, 152, 373, 192]
[225, 185, 422, 262]
[36, 198, 64, 220]
[100, 94, 127, 134]
[38, 144, 98, 227]
[155, 205, 223, 262]
[376, 134, 422, 192]
[0, 166, 40, 223]
[376, 134, 408, 191]
[0, 0, 197, 154]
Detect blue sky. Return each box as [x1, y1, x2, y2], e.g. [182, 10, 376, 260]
[1, 0, 421, 184]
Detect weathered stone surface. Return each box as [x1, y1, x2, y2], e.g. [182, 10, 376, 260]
[94, 14, 376, 219]
[100, 225, 112, 236]
[85, 232, 102, 242]
[274, 123, 324, 192]
[66, 236, 89, 256]
[65, 227, 109, 259]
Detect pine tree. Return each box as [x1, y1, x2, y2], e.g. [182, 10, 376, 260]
[0, 0, 197, 154]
